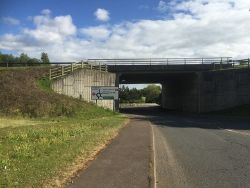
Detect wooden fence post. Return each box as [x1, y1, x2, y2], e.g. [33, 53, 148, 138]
[71, 63, 74, 72]
[49, 69, 52, 80]
[61, 66, 64, 76]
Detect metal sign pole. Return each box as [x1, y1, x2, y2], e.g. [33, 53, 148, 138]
[113, 100, 115, 112]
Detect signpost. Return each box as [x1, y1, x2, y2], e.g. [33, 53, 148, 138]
[91, 86, 119, 100]
[91, 86, 119, 111]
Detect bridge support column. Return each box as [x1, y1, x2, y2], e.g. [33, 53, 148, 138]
[161, 73, 200, 112]
[115, 73, 120, 112]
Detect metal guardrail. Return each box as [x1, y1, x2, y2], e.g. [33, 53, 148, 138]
[49, 61, 108, 80]
[87, 57, 233, 65]
[88, 57, 250, 70]
[234, 58, 250, 67]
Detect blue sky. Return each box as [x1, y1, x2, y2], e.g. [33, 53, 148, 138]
[0, 0, 162, 35]
[1, 0, 250, 61]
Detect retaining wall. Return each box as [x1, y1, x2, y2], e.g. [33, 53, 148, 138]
[51, 69, 116, 110]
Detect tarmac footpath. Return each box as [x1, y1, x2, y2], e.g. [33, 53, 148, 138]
[67, 118, 152, 188]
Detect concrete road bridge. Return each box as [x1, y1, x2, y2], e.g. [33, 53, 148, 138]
[50, 57, 250, 113]
[88, 57, 234, 84]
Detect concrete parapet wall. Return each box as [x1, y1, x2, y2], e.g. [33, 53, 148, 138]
[51, 69, 116, 110]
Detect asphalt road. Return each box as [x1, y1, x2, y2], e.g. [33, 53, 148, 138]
[121, 106, 250, 188]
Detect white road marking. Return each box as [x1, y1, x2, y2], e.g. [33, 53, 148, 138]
[225, 129, 250, 136]
[150, 122, 157, 188]
[150, 122, 189, 188]
[219, 127, 250, 136]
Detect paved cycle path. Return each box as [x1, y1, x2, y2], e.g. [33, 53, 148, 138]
[67, 117, 151, 188]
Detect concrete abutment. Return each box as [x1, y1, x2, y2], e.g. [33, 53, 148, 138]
[51, 69, 116, 110]
[161, 69, 250, 113]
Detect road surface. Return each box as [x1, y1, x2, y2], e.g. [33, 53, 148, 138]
[122, 106, 250, 188]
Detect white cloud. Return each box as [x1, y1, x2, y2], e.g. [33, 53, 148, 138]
[94, 8, 110, 22]
[20, 13, 77, 46]
[1, 1, 250, 61]
[1, 16, 20, 25]
[80, 25, 111, 40]
[41, 9, 51, 15]
[157, 0, 169, 13]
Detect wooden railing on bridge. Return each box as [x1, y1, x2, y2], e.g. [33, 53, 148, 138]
[49, 61, 107, 80]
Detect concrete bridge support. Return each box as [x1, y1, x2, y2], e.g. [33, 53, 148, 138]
[161, 73, 200, 112]
[161, 69, 250, 113]
[51, 69, 116, 110]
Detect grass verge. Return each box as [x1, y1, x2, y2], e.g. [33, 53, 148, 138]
[0, 111, 127, 187]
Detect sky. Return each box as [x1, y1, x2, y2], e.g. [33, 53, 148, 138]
[1, 0, 250, 62]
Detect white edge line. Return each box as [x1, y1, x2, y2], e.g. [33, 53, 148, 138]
[225, 129, 250, 136]
[150, 122, 157, 188]
[218, 127, 250, 136]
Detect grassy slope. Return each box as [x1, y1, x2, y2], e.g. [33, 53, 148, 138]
[0, 68, 83, 117]
[0, 67, 127, 187]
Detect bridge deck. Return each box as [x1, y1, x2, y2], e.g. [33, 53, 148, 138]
[87, 57, 234, 73]
[107, 64, 233, 73]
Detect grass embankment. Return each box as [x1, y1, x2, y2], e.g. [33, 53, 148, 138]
[0, 68, 82, 117]
[0, 68, 127, 187]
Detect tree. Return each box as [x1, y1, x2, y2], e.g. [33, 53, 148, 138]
[0, 51, 2, 64]
[28, 58, 41, 65]
[41, 52, 50, 64]
[128, 88, 143, 103]
[0, 53, 17, 65]
[19, 53, 30, 64]
[141, 85, 161, 103]
[0, 52, 42, 67]
[119, 86, 144, 103]
[119, 84, 161, 104]
[119, 86, 130, 103]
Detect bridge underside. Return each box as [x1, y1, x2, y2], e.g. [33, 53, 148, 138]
[115, 68, 250, 113]
[119, 72, 195, 84]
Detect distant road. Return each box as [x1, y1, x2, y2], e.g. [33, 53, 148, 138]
[121, 106, 250, 188]
[119, 103, 159, 108]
